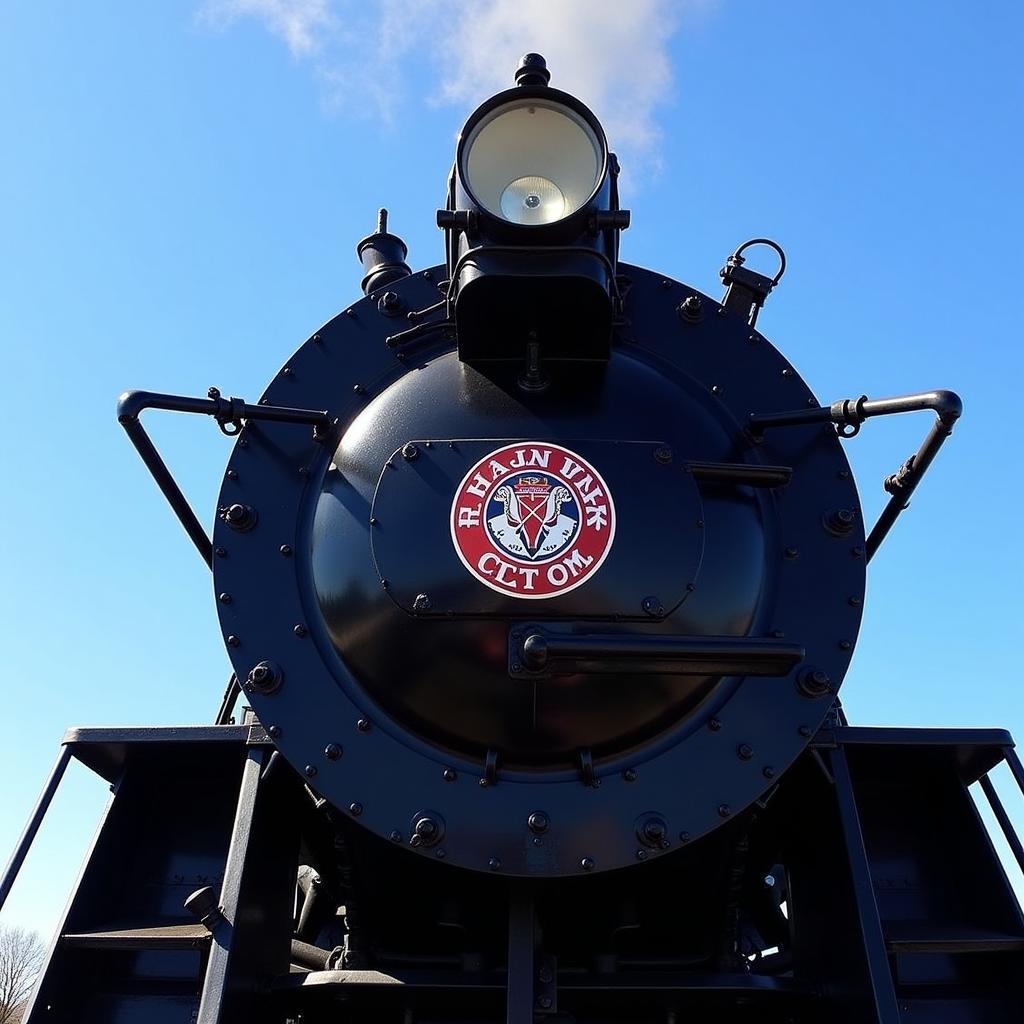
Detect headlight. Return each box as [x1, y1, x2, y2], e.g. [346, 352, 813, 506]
[461, 98, 604, 226]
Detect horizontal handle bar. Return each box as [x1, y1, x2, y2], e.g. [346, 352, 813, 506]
[516, 633, 804, 677]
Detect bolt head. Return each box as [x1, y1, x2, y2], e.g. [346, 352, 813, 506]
[324, 743, 342, 761]
[737, 743, 754, 760]
[356, 718, 371, 732]
[527, 811, 549, 835]
[488, 857, 501, 871]
[718, 804, 732, 818]
[581, 857, 595, 871]
[442, 767, 457, 782]
[304, 765, 317, 778]
[349, 802, 363, 816]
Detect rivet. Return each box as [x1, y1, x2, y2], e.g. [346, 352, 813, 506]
[581, 857, 595, 871]
[312, 332, 322, 343]
[389, 830, 402, 842]
[711, 384, 722, 396]
[839, 640, 852, 651]
[641, 596, 664, 617]
[260, 398, 269, 405]
[268, 725, 282, 739]
[798, 725, 812, 738]
[226, 469, 238, 480]
[293, 624, 308, 637]
[349, 802, 363, 816]
[636, 849, 648, 860]
[283, 367, 293, 376]
[488, 857, 501, 871]
[737, 743, 754, 761]
[653, 446, 673, 464]
[237, 438, 248, 449]
[717, 306, 726, 317]
[227, 635, 240, 647]
[537, 997, 553, 1011]
[678, 831, 690, 843]
[304, 765, 317, 778]
[215, 547, 227, 558]
[718, 804, 732, 818]
[852, 546, 864, 558]
[423, 269, 433, 280]
[784, 547, 799, 559]
[660, 279, 671, 289]
[434, 848, 446, 859]
[298, 466, 308, 476]
[345, 308, 355, 317]
[849, 596, 863, 607]
[697, 519, 704, 528]
[369, 517, 378, 526]
[773, 629, 785, 638]
[353, 383, 365, 395]
[443, 767, 457, 782]
[478, 778, 489, 788]
[708, 718, 722, 732]
[324, 743, 342, 761]
[838, 469, 851, 479]
[218, 592, 232, 604]
[279, 544, 293, 557]
[623, 768, 638, 782]
[763, 766, 775, 779]
[781, 368, 793, 378]
[748, 333, 759, 343]
[532, 836, 543, 847]
[356, 718, 371, 732]
[511, 663, 522, 673]
[527, 811, 550, 835]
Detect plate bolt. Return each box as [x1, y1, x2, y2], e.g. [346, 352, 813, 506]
[527, 811, 550, 835]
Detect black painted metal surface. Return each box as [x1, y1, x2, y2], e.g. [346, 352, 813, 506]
[209, 261, 865, 876]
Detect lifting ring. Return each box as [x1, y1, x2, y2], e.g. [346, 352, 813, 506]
[731, 239, 787, 287]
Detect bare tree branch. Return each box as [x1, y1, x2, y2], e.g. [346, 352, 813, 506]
[0, 925, 45, 1024]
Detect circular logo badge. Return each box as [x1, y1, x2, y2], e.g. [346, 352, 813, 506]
[450, 443, 616, 599]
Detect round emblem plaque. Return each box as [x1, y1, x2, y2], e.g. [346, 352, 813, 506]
[449, 442, 616, 599]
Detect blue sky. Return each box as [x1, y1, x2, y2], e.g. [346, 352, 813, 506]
[2, 0, 1023, 938]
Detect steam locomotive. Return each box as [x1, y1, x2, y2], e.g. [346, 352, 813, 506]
[5, 53, 1024, 1024]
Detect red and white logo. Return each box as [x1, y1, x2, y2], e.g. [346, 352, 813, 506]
[450, 443, 616, 599]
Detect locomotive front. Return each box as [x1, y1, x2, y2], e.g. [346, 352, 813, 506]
[16, 51, 1016, 1024]
[210, 54, 866, 877]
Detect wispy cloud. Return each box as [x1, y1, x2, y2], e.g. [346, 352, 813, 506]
[199, 0, 712, 178]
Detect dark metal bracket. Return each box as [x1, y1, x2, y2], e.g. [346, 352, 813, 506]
[117, 388, 332, 568]
[748, 389, 962, 562]
[720, 239, 787, 327]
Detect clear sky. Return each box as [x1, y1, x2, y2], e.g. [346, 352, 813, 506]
[2, 1, 1022, 939]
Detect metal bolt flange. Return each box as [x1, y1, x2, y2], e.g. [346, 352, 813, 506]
[246, 660, 282, 695]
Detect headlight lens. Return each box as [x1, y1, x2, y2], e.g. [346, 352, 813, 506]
[462, 99, 603, 226]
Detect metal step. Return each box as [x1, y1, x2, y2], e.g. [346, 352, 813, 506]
[61, 922, 210, 951]
[884, 922, 1024, 954]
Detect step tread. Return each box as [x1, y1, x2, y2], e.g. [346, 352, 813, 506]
[62, 922, 211, 950]
[885, 921, 1024, 953]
